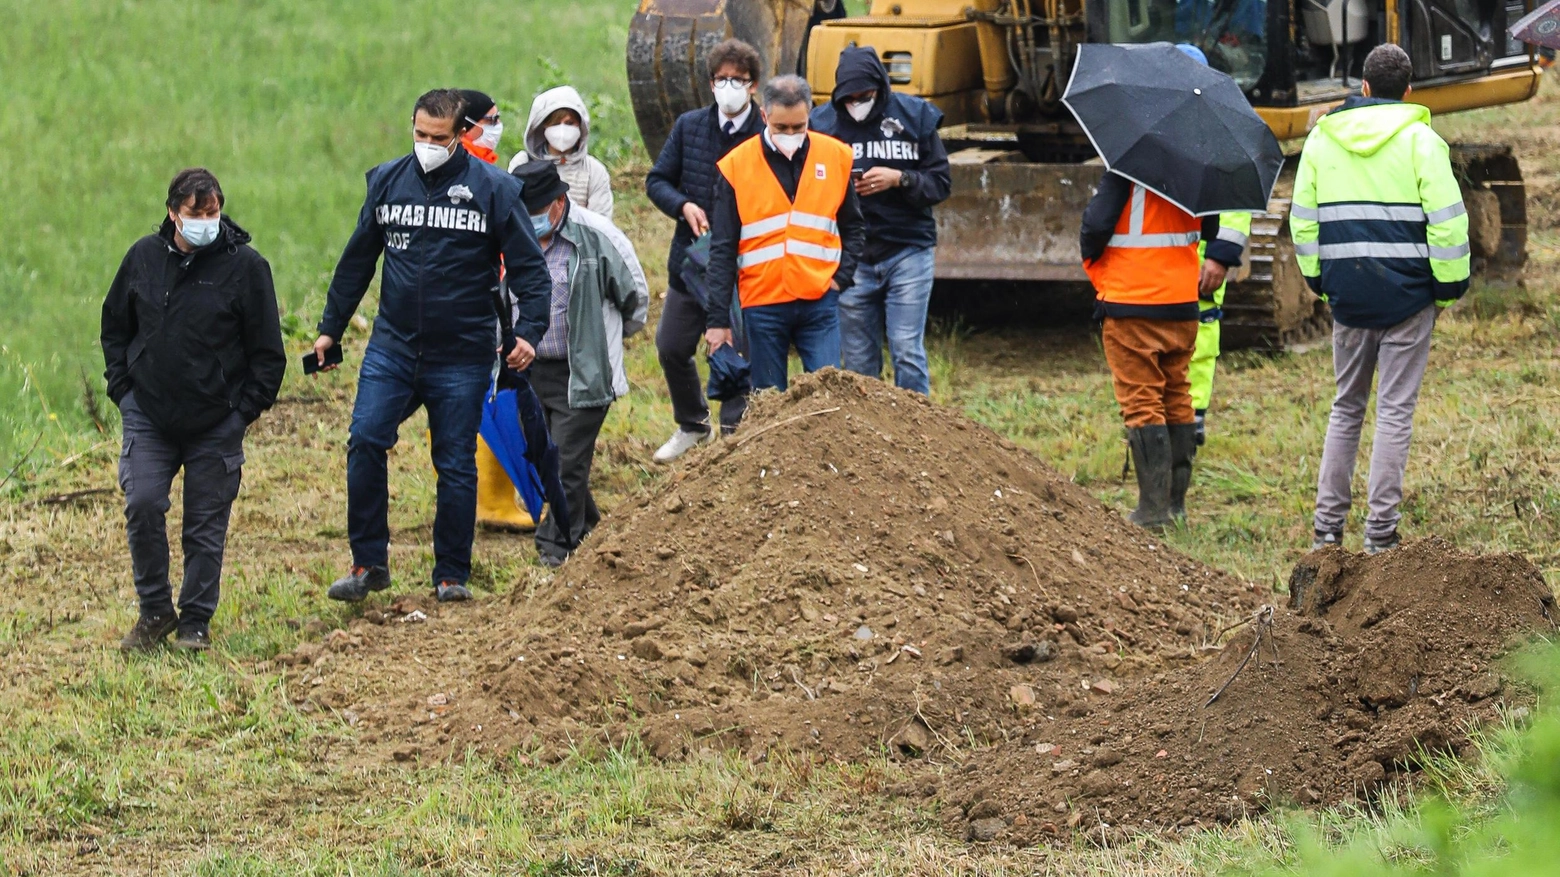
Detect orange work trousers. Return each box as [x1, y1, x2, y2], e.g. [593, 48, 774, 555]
[1101, 317, 1199, 428]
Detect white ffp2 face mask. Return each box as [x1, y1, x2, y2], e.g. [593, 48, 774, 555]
[473, 121, 503, 150]
[713, 81, 749, 114]
[770, 131, 806, 158]
[846, 98, 876, 122]
[544, 124, 582, 153]
[414, 140, 454, 173]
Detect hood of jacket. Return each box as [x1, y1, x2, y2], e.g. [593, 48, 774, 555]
[1316, 96, 1431, 157]
[830, 46, 892, 122]
[525, 86, 592, 165]
[158, 214, 254, 262]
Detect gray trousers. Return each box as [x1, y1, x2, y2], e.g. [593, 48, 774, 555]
[118, 393, 246, 623]
[1314, 305, 1437, 540]
[529, 360, 610, 561]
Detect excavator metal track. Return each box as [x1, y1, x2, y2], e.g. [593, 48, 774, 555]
[1222, 189, 1331, 352]
[628, 0, 816, 159]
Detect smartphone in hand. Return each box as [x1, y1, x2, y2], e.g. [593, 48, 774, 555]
[301, 345, 344, 375]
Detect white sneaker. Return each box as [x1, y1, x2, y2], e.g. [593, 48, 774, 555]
[653, 428, 713, 463]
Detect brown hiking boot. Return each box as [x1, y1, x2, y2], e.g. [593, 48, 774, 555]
[120, 613, 178, 652]
[174, 621, 212, 652]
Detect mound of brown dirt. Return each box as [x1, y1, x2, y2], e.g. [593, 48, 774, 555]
[289, 369, 1259, 766]
[936, 538, 1555, 845]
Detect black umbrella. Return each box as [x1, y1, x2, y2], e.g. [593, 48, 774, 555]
[1062, 42, 1283, 216]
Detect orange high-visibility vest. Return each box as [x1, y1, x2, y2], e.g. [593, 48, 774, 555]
[1084, 183, 1202, 307]
[716, 133, 854, 308]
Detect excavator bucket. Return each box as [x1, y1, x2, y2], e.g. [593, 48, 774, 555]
[627, 0, 817, 158]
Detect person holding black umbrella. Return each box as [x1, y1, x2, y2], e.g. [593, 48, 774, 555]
[1080, 165, 1220, 530]
[1065, 42, 1282, 530]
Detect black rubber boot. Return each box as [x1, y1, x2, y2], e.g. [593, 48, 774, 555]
[1168, 423, 1199, 521]
[1127, 425, 1174, 530]
[1193, 408, 1207, 447]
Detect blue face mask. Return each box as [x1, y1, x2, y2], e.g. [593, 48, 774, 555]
[530, 211, 554, 239]
[179, 216, 221, 248]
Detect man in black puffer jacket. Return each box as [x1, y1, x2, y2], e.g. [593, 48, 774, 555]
[811, 46, 952, 396]
[102, 167, 286, 652]
[645, 38, 765, 461]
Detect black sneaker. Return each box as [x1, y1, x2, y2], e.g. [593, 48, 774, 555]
[120, 613, 178, 652]
[1363, 531, 1401, 555]
[435, 581, 471, 602]
[327, 565, 391, 602]
[1311, 530, 1343, 551]
[538, 552, 567, 569]
[174, 621, 212, 651]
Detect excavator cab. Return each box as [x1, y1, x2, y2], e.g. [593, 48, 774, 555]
[627, 0, 1543, 347]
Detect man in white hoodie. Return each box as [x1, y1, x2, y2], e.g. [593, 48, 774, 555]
[508, 86, 614, 220]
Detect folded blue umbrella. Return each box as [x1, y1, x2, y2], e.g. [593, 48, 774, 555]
[479, 371, 570, 538]
[706, 343, 752, 402]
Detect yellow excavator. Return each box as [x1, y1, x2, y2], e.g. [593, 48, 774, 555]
[627, 0, 1543, 347]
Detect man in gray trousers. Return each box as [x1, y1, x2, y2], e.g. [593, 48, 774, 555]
[1290, 44, 1472, 554]
[101, 168, 286, 651]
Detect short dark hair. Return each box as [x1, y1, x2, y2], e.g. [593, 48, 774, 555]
[166, 168, 224, 212]
[1362, 44, 1413, 101]
[414, 88, 472, 132]
[706, 38, 761, 83]
[762, 74, 812, 111]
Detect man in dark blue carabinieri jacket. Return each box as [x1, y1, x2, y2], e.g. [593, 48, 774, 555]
[312, 88, 551, 605]
[811, 46, 952, 396]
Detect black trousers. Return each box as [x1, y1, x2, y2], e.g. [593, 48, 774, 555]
[529, 360, 610, 560]
[117, 392, 246, 624]
[655, 284, 747, 435]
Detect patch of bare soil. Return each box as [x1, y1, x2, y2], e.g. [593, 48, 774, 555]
[937, 538, 1555, 844]
[278, 371, 1552, 845]
[284, 369, 1259, 767]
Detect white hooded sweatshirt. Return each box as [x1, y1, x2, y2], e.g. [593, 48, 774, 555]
[507, 85, 615, 220]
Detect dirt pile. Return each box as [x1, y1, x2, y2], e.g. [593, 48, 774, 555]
[287, 369, 1260, 764]
[937, 538, 1556, 844]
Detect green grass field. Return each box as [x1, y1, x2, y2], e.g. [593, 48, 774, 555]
[4, 1, 1560, 873]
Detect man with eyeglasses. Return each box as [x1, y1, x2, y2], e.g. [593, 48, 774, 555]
[645, 38, 767, 462]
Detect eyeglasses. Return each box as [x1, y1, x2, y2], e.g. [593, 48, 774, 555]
[712, 77, 752, 88]
[480, 113, 500, 124]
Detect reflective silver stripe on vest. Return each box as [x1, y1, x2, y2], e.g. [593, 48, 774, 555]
[737, 243, 787, 268]
[786, 240, 842, 263]
[1319, 242, 1430, 259]
[1429, 242, 1471, 260]
[1106, 184, 1200, 248]
[1290, 203, 1319, 221]
[1215, 227, 1249, 247]
[740, 214, 789, 241]
[789, 211, 839, 236]
[1317, 204, 1427, 222]
[1426, 202, 1468, 224]
[1294, 241, 1321, 256]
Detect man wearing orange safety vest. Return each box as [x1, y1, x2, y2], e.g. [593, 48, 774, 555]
[705, 74, 865, 393]
[1080, 173, 1223, 530]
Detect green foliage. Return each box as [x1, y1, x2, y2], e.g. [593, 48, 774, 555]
[0, 0, 639, 468]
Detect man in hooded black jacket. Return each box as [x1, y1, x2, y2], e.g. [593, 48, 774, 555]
[102, 167, 286, 652]
[810, 46, 952, 396]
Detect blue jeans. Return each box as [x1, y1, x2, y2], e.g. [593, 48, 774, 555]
[743, 289, 841, 392]
[838, 245, 936, 395]
[347, 344, 491, 586]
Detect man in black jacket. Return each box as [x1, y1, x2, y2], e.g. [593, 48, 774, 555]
[645, 39, 766, 462]
[810, 46, 952, 396]
[102, 168, 286, 652]
[313, 88, 551, 605]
